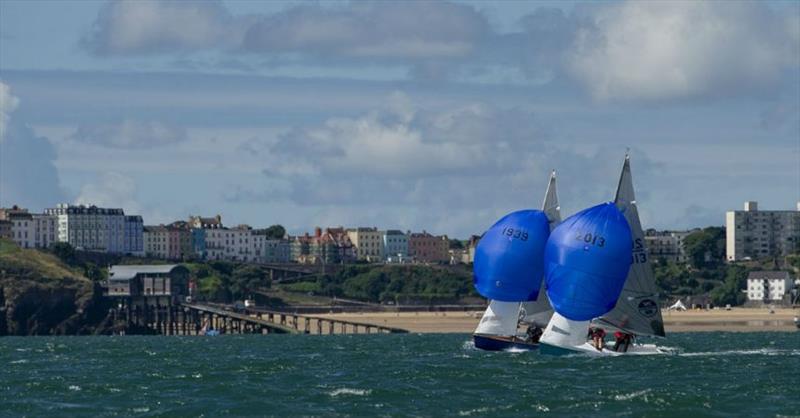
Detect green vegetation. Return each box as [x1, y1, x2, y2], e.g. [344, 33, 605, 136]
[448, 239, 464, 250]
[263, 224, 286, 239]
[0, 238, 86, 284]
[277, 264, 477, 304]
[186, 261, 271, 302]
[683, 227, 725, 269]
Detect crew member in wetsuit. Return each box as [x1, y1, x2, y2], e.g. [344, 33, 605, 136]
[613, 331, 633, 352]
[589, 327, 606, 351]
[526, 324, 543, 343]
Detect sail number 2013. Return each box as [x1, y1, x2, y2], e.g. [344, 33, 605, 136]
[501, 227, 528, 241]
[575, 232, 605, 247]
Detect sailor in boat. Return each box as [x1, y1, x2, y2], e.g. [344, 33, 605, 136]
[525, 324, 544, 343]
[588, 327, 606, 351]
[613, 331, 634, 352]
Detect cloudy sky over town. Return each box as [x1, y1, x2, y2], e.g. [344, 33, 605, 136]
[1, 0, 798, 237]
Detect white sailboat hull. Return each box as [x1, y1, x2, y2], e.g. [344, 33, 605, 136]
[540, 341, 672, 356]
[539, 312, 675, 356]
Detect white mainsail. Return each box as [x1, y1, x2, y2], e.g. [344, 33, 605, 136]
[593, 155, 666, 337]
[474, 171, 561, 336]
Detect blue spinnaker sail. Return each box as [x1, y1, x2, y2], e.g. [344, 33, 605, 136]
[473, 210, 550, 302]
[544, 202, 632, 321]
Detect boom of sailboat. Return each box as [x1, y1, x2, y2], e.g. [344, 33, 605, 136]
[472, 154, 673, 356]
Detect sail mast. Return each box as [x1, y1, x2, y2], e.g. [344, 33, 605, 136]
[595, 154, 666, 337]
[520, 170, 560, 327]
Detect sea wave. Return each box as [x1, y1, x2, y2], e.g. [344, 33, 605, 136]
[679, 348, 799, 357]
[328, 388, 372, 397]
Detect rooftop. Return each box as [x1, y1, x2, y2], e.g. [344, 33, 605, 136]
[108, 264, 182, 281]
[747, 271, 792, 281]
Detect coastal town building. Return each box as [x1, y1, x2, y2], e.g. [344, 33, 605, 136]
[144, 225, 170, 259]
[408, 231, 449, 264]
[168, 221, 194, 260]
[252, 228, 291, 263]
[260, 239, 291, 263]
[644, 229, 693, 264]
[124, 216, 144, 256]
[188, 214, 224, 260]
[746, 271, 794, 304]
[449, 248, 469, 264]
[291, 227, 355, 264]
[1, 206, 57, 249]
[203, 224, 255, 262]
[44, 204, 143, 255]
[347, 227, 384, 261]
[382, 230, 408, 262]
[466, 235, 481, 264]
[107, 264, 190, 306]
[0, 220, 11, 240]
[726, 201, 800, 261]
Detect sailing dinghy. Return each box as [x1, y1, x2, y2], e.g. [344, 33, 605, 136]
[539, 155, 670, 356]
[472, 172, 561, 351]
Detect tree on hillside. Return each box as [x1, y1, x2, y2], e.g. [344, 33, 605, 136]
[684, 227, 725, 268]
[449, 239, 464, 250]
[52, 242, 76, 265]
[230, 265, 269, 299]
[264, 225, 286, 240]
[710, 264, 748, 306]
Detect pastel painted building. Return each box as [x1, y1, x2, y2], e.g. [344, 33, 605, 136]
[347, 227, 384, 262]
[291, 227, 355, 265]
[0, 206, 59, 249]
[382, 230, 408, 262]
[408, 231, 449, 264]
[144, 225, 170, 259]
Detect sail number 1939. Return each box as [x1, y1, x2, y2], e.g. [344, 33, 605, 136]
[501, 227, 528, 241]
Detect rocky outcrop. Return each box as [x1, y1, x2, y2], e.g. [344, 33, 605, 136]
[0, 270, 114, 336]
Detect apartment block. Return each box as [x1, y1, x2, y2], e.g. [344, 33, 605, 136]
[726, 201, 800, 261]
[44, 204, 143, 255]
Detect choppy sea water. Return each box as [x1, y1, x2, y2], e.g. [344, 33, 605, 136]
[1, 332, 798, 417]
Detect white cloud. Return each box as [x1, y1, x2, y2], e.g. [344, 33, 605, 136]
[242, 1, 488, 60]
[566, 1, 800, 101]
[0, 81, 67, 209]
[265, 92, 536, 184]
[82, 0, 243, 55]
[83, 0, 489, 66]
[75, 171, 139, 211]
[0, 81, 20, 142]
[69, 119, 187, 148]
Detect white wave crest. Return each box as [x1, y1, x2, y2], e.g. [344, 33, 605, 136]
[680, 348, 799, 357]
[329, 388, 372, 397]
[614, 389, 651, 401]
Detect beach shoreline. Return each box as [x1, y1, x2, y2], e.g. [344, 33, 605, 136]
[318, 307, 799, 333]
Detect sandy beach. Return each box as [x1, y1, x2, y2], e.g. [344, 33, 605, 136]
[319, 308, 799, 333]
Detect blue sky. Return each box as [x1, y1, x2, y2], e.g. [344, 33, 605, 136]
[1, 0, 798, 237]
